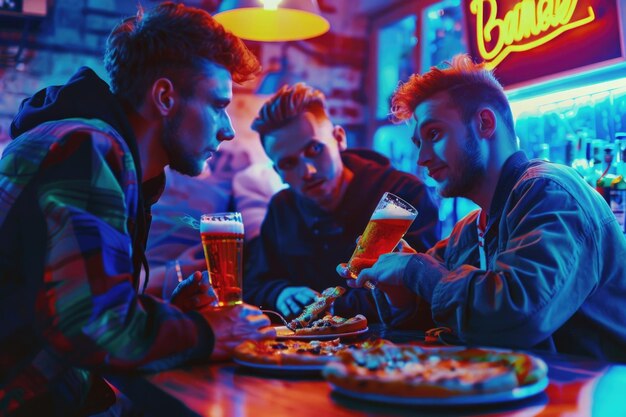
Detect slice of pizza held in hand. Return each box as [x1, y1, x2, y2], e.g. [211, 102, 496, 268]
[287, 286, 368, 336]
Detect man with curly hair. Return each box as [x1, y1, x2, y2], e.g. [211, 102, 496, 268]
[339, 54, 626, 362]
[0, 3, 274, 415]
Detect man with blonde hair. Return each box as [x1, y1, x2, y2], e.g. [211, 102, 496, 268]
[339, 54, 626, 362]
[246, 83, 439, 326]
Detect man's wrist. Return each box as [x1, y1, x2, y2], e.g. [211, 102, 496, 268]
[402, 254, 443, 302]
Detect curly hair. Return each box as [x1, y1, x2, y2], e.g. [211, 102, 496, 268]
[391, 54, 515, 137]
[251, 82, 328, 145]
[104, 2, 261, 108]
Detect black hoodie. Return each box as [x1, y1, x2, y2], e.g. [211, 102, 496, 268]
[10, 66, 164, 286]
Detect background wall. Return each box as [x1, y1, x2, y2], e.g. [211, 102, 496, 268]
[0, 0, 372, 162]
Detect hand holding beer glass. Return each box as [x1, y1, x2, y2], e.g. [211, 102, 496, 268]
[347, 192, 418, 289]
[200, 212, 244, 307]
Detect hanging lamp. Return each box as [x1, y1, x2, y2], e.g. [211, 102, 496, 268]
[214, 0, 330, 42]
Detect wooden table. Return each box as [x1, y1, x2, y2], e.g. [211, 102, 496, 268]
[107, 326, 626, 417]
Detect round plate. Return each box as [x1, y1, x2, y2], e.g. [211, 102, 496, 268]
[330, 376, 549, 406]
[233, 357, 325, 374]
[274, 326, 369, 340]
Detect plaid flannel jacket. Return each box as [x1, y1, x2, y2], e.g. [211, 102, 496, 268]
[0, 118, 211, 414]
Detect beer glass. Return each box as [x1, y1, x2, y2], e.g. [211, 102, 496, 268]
[347, 192, 418, 287]
[200, 212, 244, 307]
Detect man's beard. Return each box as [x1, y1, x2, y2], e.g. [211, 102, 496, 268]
[162, 111, 203, 177]
[439, 128, 485, 198]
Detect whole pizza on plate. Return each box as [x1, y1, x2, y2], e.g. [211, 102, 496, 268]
[323, 344, 548, 398]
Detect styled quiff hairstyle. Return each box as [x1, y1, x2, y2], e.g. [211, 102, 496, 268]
[251, 82, 329, 146]
[391, 54, 515, 138]
[104, 2, 260, 108]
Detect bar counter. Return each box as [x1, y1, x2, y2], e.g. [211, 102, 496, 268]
[106, 325, 626, 417]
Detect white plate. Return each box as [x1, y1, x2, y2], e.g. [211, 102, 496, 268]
[233, 357, 325, 374]
[274, 326, 369, 340]
[330, 376, 549, 406]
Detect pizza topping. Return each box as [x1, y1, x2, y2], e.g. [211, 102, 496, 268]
[271, 343, 289, 350]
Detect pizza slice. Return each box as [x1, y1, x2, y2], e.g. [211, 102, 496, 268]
[292, 314, 368, 336]
[288, 286, 346, 329]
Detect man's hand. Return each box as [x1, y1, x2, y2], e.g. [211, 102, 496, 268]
[170, 271, 217, 312]
[395, 238, 417, 254]
[337, 251, 416, 308]
[336, 238, 417, 286]
[202, 304, 275, 361]
[276, 286, 319, 317]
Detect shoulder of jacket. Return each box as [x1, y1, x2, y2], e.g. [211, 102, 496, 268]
[44, 118, 126, 143]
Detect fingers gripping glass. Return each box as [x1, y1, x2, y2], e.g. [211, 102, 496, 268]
[347, 192, 418, 289]
[163, 260, 184, 300]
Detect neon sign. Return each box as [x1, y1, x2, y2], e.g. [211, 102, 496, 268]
[464, 0, 623, 87]
[470, 0, 596, 69]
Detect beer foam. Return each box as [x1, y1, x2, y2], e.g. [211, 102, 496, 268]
[200, 217, 244, 234]
[371, 204, 416, 221]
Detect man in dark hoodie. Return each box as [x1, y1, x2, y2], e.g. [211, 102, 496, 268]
[244, 83, 440, 327]
[0, 3, 274, 415]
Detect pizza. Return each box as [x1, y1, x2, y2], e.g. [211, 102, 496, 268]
[233, 338, 389, 366]
[289, 314, 368, 336]
[288, 286, 346, 329]
[323, 345, 548, 397]
[284, 286, 368, 336]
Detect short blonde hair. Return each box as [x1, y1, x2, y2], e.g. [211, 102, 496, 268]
[251, 83, 329, 145]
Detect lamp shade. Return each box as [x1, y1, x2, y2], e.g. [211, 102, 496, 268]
[214, 0, 330, 42]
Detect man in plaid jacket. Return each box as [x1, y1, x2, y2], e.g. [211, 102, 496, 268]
[0, 3, 274, 415]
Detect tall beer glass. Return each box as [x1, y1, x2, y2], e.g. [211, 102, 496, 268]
[347, 192, 418, 285]
[200, 212, 244, 307]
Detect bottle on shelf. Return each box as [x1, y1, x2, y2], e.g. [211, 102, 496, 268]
[564, 134, 575, 167]
[610, 134, 626, 233]
[588, 139, 606, 187]
[597, 139, 623, 204]
[571, 132, 591, 181]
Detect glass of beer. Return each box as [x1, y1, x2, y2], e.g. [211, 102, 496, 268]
[200, 212, 244, 307]
[347, 192, 418, 287]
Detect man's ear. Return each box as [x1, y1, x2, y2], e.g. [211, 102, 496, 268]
[476, 108, 497, 139]
[151, 78, 177, 116]
[333, 125, 347, 151]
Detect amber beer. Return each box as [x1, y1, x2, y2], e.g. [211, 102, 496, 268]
[348, 193, 417, 280]
[200, 212, 244, 307]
